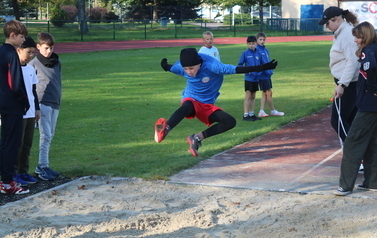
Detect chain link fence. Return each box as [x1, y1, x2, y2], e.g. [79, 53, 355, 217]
[1, 18, 326, 42]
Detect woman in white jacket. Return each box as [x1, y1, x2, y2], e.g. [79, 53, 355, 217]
[319, 6, 359, 143]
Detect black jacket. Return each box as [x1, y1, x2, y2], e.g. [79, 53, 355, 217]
[0, 43, 29, 114]
[357, 43, 377, 112]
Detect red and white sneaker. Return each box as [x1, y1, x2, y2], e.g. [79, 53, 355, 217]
[186, 134, 202, 157]
[258, 110, 269, 117]
[0, 181, 30, 195]
[271, 110, 284, 116]
[154, 118, 168, 143]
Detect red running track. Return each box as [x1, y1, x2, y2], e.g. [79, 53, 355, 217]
[54, 35, 333, 54]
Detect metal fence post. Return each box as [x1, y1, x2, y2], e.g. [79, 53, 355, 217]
[174, 20, 177, 38]
[113, 21, 116, 40]
[47, 21, 50, 32]
[144, 21, 147, 39]
[80, 21, 83, 41]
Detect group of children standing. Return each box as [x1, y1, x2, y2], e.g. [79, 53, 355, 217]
[237, 33, 284, 121]
[199, 31, 284, 122]
[0, 20, 62, 195]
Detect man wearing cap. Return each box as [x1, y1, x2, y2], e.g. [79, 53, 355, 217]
[154, 47, 277, 157]
[318, 6, 359, 143]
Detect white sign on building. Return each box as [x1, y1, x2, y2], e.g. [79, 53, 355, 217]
[341, 1, 377, 28]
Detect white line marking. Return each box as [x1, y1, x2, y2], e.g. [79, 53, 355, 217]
[290, 148, 342, 183]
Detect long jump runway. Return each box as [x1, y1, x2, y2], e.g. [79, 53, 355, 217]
[56, 35, 375, 198]
[170, 106, 372, 198]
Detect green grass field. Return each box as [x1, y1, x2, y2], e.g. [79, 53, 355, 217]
[27, 41, 333, 180]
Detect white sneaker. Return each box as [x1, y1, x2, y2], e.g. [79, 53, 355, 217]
[334, 187, 351, 196]
[359, 163, 364, 174]
[271, 110, 284, 116]
[258, 111, 269, 117]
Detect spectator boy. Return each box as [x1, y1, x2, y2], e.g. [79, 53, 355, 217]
[0, 20, 30, 194]
[256, 32, 284, 117]
[29, 32, 62, 181]
[198, 31, 221, 61]
[14, 36, 40, 186]
[237, 36, 262, 121]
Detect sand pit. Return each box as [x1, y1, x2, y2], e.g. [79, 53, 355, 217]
[1, 176, 377, 237]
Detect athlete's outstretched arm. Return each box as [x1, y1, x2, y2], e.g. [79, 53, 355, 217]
[236, 59, 278, 74]
[161, 58, 173, 71]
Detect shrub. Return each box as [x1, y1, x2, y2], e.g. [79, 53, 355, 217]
[61, 5, 77, 22]
[88, 7, 107, 23]
[102, 11, 119, 23]
[50, 4, 68, 27]
[223, 13, 253, 25]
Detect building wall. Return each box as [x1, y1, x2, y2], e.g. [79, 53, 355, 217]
[281, 0, 338, 18]
[281, 1, 377, 28]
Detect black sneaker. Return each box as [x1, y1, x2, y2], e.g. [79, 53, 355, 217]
[35, 165, 55, 181]
[186, 134, 202, 157]
[355, 184, 377, 191]
[250, 115, 262, 121]
[242, 116, 255, 121]
[19, 173, 38, 184]
[47, 167, 60, 177]
[334, 187, 352, 196]
[355, 184, 369, 190]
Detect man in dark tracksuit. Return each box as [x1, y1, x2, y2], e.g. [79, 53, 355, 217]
[0, 20, 30, 194]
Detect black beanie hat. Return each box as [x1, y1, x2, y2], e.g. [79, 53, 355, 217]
[20, 36, 36, 48]
[180, 48, 201, 67]
[247, 36, 257, 42]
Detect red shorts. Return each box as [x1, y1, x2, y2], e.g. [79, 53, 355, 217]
[182, 98, 222, 126]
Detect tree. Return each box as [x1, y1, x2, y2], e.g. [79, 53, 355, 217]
[76, 0, 89, 34]
[107, 0, 200, 21]
[243, 0, 280, 21]
[212, 0, 280, 28]
[50, 3, 68, 27]
[11, 0, 21, 19]
[0, 0, 13, 16]
[252, 0, 280, 30]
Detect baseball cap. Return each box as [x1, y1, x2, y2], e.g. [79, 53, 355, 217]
[20, 36, 36, 48]
[318, 6, 343, 25]
[247, 36, 257, 42]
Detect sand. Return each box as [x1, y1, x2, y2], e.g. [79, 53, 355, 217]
[1, 176, 377, 238]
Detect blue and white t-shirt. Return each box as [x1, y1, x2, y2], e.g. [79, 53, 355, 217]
[199, 46, 221, 61]
[170, 53, 236, 104]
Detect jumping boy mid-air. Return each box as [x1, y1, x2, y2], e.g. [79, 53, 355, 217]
[154, 47, 278, 157]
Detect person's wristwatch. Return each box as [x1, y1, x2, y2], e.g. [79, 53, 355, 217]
[338, 84, 346, 88]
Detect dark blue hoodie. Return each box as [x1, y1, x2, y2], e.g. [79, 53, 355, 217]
[357, 43, 377, 112]
[256, 44, 273, 80]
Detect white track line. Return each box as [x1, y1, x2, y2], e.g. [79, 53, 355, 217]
[290, 148, 342, 184]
